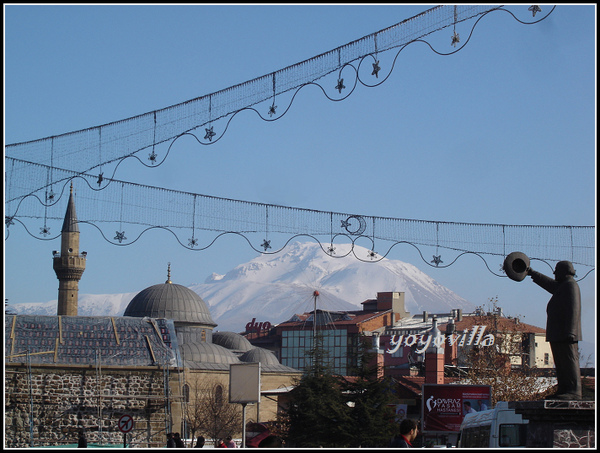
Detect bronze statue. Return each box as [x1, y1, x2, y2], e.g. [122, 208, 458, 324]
[504, 253, 582, 400]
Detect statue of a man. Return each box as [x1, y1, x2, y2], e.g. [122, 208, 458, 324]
[527, 261, 582, 400]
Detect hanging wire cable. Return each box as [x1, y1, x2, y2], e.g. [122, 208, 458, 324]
[6, 5, 506, 203]
[6, 5, 591, 280]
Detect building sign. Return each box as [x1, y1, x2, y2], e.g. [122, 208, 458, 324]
[245, 318, 272, 333]
[421, 384, 491, 433]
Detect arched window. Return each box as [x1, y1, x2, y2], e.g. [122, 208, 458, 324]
[215, 384, 224, 407]
[182, 383, 190, 403]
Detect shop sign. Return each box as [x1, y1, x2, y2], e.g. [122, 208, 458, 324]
[246, 318, 272, 332]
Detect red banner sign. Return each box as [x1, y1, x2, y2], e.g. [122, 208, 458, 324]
[421, 384, 491, 433]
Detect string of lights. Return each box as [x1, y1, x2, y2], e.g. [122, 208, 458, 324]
[5, 167, 594, 280]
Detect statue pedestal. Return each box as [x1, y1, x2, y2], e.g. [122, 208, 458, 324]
[509, 400, 595, 448]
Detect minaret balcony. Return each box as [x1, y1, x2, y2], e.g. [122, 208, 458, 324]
[53, 255, 87, 277]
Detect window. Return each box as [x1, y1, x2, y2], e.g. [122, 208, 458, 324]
[460, 426, 491, 447]
[499, 424, 527, 447]
[215, 385, 224, 407]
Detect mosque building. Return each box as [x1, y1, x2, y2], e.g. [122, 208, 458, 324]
[4, 184, 300, 448]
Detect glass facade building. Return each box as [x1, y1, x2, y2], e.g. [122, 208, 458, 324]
[281, 328, 359, 375]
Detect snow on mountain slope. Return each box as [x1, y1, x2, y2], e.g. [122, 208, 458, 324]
[10, 241, 474, 334]
[190, 241, 474, 332]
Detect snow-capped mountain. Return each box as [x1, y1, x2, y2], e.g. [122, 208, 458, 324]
[192, 242, 473, 332]
[9, 241, 474, 333]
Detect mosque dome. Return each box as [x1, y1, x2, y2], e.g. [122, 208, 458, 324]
[240, 347, 298, 372]
[124, 266, 216, 327]
[213, 331, 253, 353]
[240, 347, 280, 366]
[180, 342, 240, 370]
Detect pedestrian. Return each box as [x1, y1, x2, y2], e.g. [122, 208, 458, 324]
[195, 436, 205, 448]
[77, 430, 87, 448]
[166, 432, 176, 448]
[174, 432, 185, 448]
[215, 438, 228, 448]
[225, 436, 236, 448]
[390, 418, 418, 448]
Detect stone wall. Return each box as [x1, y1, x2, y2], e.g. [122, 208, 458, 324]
[4, 363, 181, 448]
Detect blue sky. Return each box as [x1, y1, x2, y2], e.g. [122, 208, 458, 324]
[4, 4, 596, 360]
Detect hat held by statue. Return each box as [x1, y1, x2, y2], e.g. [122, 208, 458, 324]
[503, 251, 530, 282]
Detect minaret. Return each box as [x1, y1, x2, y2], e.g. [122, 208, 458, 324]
[53, 183, 86, 316]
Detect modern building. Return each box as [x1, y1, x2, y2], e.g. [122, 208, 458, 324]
[245, 292, 409, 376]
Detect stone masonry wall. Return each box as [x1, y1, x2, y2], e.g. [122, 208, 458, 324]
[4, 364, 179, 448]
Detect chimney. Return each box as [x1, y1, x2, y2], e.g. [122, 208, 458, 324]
[445, 319, 457, 366]
[425, 316, 445, 384]
[456, 309, 463, 322]
[423, 311, 428, 323]
[391, 292, 410, 321]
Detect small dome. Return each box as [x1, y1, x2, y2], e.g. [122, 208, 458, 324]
[213, 331, 253, 352]
[124, 282, 216, 327]
[240, 347, 280, 366]
[180, 342, 240, 367]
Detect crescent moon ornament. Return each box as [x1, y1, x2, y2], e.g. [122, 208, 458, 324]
[342, 215, 367, 236]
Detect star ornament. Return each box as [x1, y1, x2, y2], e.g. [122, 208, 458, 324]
[204, 126, 216, 141]
[188, 237, 198, 248]
[340, 219, 351, 229]
[40, 225, 51, 237]
[372, 60, 381, 78]
[335, 78, 345, 94]
[268, 103, 277, 117]
[431, 255, 443, 267]
[114, 231, 127, 243]
[528, 5, 541, 17]
[451, 31, 460, 47]
[261, 239, 272, 251]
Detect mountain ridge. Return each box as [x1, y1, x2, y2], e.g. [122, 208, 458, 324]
[10, 242, 474, 333]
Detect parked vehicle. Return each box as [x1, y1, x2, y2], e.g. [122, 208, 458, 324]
[457, 401, 528, 448]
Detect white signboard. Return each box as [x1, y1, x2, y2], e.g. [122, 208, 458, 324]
[229, 362, 261, 404]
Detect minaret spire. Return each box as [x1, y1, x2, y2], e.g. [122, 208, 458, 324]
[166, 262, 172, 284]
[54, 183, 86, 316]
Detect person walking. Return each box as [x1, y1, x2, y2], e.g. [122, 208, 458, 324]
[194, 436, 205, 448]
[166, 432, 176, 448]
[174, 432, 184, 448]
[390, 419, 418, 448]
[77, 430, 87, 448]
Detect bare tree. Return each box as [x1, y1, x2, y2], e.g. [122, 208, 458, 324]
[458, 299, 553, 405]
[187, 378, 242, 444]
